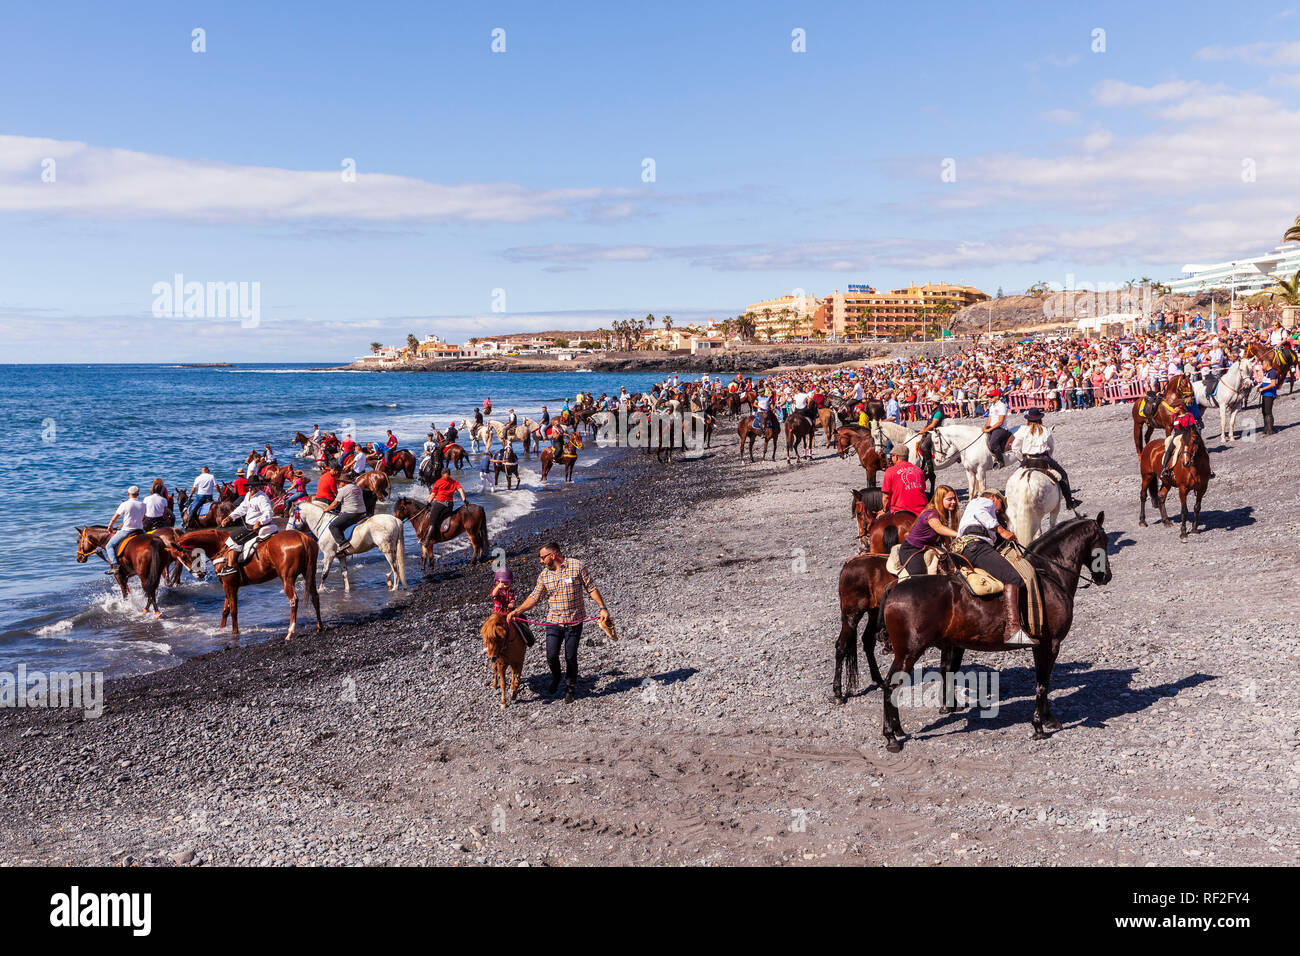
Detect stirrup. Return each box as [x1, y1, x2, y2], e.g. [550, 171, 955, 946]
[1005, 628, 1037, 647]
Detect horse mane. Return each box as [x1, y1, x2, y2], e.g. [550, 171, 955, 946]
[854, 487, 884, 516]
[1026, 515, 1097, 554]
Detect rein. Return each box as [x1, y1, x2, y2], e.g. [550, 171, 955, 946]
[1008, 538, 1099, 589]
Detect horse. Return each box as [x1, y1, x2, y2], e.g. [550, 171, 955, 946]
[170, 529, 322, 641]
[879, 421, 997, 497]
[288, 500, 407, 591]
[784, 411, 816, 463]
[74, 526, 167, 617]
[1005, 464, 1062, 543]
[832, 552, 895, 703]
[1192, 358, 1254, 444]
[183, 484, 238, 530]
[539, 436, 580, 482]
[1247, 340, 1296, 393]
[291, 432, 327, 467]
[1138, 430, 1211, 540]
[354, 469, 390, 503]
[391, 496, 491, 568]
[879, 514, 1111, 751]
[1131, 374, 1193, 453]
[850, 434, 884, 486]
[442, 443, 469, 470]
[851, 487, 885, 550]
[374, 448, 416, 479]
[738, 413, 780, 463]
[480, 612, 527, 709]
[494, 445, 520, 489]
[816, 407, 841, 447]
[834, 425, 873, 459]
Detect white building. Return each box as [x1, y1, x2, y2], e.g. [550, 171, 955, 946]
[1169, 244, 1300, 296]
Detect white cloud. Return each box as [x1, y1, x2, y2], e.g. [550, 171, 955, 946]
[1040, 109, 1082, 125]
[1092, 79, 1202, 107]
[1196, 41, 1300, 65]
[0, 135, 649, 225]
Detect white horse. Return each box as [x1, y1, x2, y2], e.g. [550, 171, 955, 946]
[878, 421, 1001, 496]
[462, 419, 494, 454]
[1004, 466, 1061, 543]
[1192, 358, 1254, 443]
[288, 500, 407, 591]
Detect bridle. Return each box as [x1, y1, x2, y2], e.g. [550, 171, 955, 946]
[1008, 536, 1106, 590]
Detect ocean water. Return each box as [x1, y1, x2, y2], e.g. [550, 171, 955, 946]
[0, 364, 670, 678]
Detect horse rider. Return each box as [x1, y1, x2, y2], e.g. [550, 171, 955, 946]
[263, 443, 277, 470]
[506, 408, 518, 431]
[309, 424, 321, 445]
[143, 479, 171, 531]
[352, 445, 370, 477]
[881, 445, 928, 517]
[896, 484, 960, 578]
[104, 486, 146, 574]
[484, 396, 493, 417]
[754, 389, 773, 431]
[1011, 408, 1082, 510]
[1160, 405, 1199, 486]
[317, 472, 368, 558]
[232, 467, 249, 499]
[382, 429, 398, 470]
[914, 400, 946, 495]
[215, 476, 276, 576]
[340, 433, 357, 468]
[313, 464, 340, 505]
[445, 421, 459, 446]
[954, 490, 1034, 646]
[982, 390, 1012, 467]
[283, 470, 308, 509]
[186, 466, 219, 524]
[427, 471, 467, 543]
[422, 431, 438, 466]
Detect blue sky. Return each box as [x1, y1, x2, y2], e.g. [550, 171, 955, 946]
[3, 0, 1300, 361]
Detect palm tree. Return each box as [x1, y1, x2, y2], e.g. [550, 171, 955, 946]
[663, 315, 673, 332]
[1267, 269, 1300, 306]
[736, 312, 756, 341]
[1283, 216, 1300, 244]
[369, 341, 383, 353]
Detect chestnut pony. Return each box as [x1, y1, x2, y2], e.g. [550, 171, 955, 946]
[738, 413, 780, 462]
[480, 612, 528, 709]
[1138, 430, 1211, 539]
[879, 514, 1110, 751]
[75, 526, 167, 616]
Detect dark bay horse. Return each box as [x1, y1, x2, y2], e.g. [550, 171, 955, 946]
[1139, 431, 1210, 539]
[784, 411, 816, 463]
[879, 514, 1110, 751]
[833, 552, 894, 703]
[75, 526, 167, 616]
[166, 529, 321, 640]
[373, 447, 417, 479]
[834, 425, 873, 459]
[392, 496, 490, 568]
[1248, 340, 1296, 393]
[183, 483, 238, 530]
[539, 437, 580, 482]
[1132, 375, 1193, 452]
[355, 469, 390, 503]
[494, 446, 520, 489]
[738, 413, 780, 462]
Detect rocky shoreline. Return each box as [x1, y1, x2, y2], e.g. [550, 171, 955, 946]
[2, 397, 1297, 866]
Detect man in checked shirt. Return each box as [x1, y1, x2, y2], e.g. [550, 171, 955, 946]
[508, 541, 610, 702]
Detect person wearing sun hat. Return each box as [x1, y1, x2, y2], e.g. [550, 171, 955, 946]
[1010, 407, 1082, 510]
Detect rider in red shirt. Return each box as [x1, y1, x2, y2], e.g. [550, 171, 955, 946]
[880, 446, 928, 516]
[233, 469, 249, 497]
[382, 429, 398, 469]
[314, 467, 339, 503]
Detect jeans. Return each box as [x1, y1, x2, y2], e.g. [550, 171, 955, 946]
[545, 623, 584, 688]
[106, 528, 135, 560]
[187, 493, 212, 520]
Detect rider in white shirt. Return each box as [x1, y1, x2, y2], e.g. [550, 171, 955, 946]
[106, 486, 146, 573]
[1010, 408, 1081, 509]
[187, 467, 219, 523]
[216, 478, 277, 575]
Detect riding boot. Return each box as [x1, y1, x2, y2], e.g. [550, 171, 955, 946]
[1002, 584, 1035, 646]
[1060, 482, 1082, 510]
[1160, 442, 1176, 485]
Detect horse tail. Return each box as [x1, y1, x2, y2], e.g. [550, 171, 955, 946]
[394, 524, 407, 588]
[143, 540, 165, 607]
[882, 523, 900, 552]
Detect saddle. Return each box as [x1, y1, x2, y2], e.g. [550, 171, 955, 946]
[115, 530, 145, 558]
[886, 544, 940, 579]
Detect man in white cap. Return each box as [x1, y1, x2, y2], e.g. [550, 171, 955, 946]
[106, 486, 146, 574]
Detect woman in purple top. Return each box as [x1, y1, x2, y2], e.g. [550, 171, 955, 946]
[896, 484, 960, 577]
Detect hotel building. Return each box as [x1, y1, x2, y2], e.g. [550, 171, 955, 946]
[1168, 244, 1300, 297]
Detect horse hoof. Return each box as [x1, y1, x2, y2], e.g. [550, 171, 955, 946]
[1032, 728, 1048, 740]
[1044, 718, 1062, 730]
[885, 738, 903, 753]
[1138, 520, 1147, 528]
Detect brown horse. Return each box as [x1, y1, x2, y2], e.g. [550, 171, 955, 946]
[834, 425, 873, 459]
[391, 496, 491, 568]
[1248, 340, 1296, 393]
[816, 407, 841, 447]
[1132, 374, 1193, 452]
[494, 446, 520, 489]
[183, 483, 238, 530]
[75, 526, 167, 616]
[832, 552, 894, 703]
[539, 437, 580, 482]
[1138, 431, 1210, 539]
[167, 529, 321, 640]
[738, 413, 780, 462]
[374, 448, 417, 478]
[851, 436, 884, 486]
[784, 411, 816, 463]
[879, 515, 1110, 751]
[867, 511, 917, 554]
[441, 443, 469, 470]
[355, 469, 390, 502]
[480, 612, 527, 709]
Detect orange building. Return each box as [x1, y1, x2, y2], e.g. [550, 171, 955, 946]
[823, 282, 988, 338]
